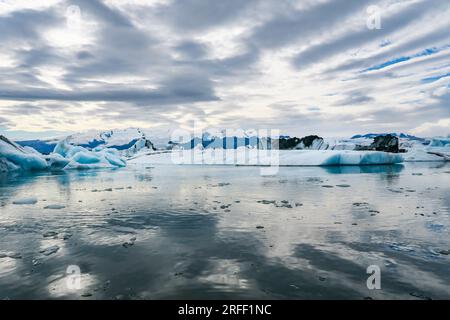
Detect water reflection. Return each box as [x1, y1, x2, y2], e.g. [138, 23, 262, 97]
[0, 163, 449, 299]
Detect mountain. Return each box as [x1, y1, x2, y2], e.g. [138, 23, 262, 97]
[17, 128, 155, 155]
[351, 133, 425, 141]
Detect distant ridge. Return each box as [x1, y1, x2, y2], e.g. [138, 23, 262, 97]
[351, 133, 424, 141]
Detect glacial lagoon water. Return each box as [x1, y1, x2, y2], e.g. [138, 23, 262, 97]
[0, 163, 449, 299]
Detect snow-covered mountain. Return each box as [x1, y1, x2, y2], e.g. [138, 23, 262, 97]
[351, 133, 425, 141]
[17, 128, 156, 155]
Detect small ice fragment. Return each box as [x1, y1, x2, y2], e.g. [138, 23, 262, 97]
[44, 205, 66, 210]
[257, 200, 276, 205]
[43, 231, 58, 238]
[32, 259, 42, 266]
[40, 245, 60, 256]
[410, 292, 432, 300]
[122, 237, 137, 248]
[62, 233, 73, 240]
[12, 197, 38, 205]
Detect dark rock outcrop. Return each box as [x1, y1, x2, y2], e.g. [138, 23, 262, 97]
[355, 134, 402, 153]
[278, 137, 301, 150]
[296, 135, 326, 149]
[276, 135, 326, 150]
[144, 139, 156, 151]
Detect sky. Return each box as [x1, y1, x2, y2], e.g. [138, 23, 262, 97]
[0, 0, 449, 140]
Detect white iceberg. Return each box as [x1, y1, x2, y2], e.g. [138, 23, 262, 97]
[129, 148, 404, 166]
[401, 138, 450, 162]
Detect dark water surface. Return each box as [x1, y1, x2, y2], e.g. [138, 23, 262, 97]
[0, 163, 449, 299]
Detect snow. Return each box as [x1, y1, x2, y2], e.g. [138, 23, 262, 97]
[129, 149, 404, 166]
[63, 128, 146, 149]
[400, 139, 450, 162]
[295, 138, 329, 150]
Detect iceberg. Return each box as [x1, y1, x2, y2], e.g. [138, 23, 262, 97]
[401, 138, 450, 162]
[0, 135, 48, 171]
[129, 149, 404, 166]
[1, 135, 127, 173]
[429, 136, 450, 148]
[54, 139, 126, 170]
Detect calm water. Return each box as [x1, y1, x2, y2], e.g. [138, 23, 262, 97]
[0, 163, 449, 300]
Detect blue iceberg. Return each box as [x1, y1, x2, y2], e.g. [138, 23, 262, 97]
[54, 139, 126, 170]
[1, 135, 126, 173]
[0, 135, 48, 171]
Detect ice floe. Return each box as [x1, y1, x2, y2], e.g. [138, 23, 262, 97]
[129, 149, 404, 166]
[12, 197, 38, 205]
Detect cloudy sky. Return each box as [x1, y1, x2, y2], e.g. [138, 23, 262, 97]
[0, 0, 449, 140]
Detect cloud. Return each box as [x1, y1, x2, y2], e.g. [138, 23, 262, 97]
[0, 116, 12, 128]
[0, 79, 219, 104]
[0, 0, 449, 138]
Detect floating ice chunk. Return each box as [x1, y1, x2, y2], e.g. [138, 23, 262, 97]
[0, 136, 48, 171]
[71, 151, 101, 164]
[43, 231, 58, 237]
[44, 204, 66, 210]
[45, 153, 70, 169]
[100, 149, 126, 167]
[13, 197, 38, 205]
[53, 139, 72, 157]
[429, 137, 450, 148]
[40, 245, 60, 256]
[53, 139, 127, 169]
